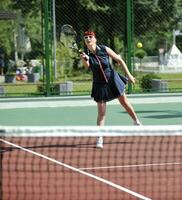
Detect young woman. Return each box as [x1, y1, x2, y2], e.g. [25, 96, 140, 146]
[80, 31, 141, 148]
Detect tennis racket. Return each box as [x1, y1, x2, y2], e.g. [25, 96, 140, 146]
[60, 24, 83, 56]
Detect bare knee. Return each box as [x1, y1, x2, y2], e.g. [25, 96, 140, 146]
[98, 108, 106, 121]
[97, 102, 106, 126]
[118, 95, 128, 107]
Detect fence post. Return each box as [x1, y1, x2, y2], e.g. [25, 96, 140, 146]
[44, 0, 51, 96]
[126, 0, 134, 94]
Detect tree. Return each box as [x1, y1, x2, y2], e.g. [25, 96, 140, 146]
[0, 0, 43, 60]
[134, 0, 182, 55]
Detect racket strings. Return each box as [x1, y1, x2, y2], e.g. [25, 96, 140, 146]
[60, 24, 82, 54]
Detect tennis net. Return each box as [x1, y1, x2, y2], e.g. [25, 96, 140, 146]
[0, 125, 182, 200]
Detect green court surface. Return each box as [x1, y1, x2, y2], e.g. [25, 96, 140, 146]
[0, 93, 182, 126]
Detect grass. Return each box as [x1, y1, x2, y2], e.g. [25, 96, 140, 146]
[134, 72, 182, 92]
[1, 72, 182, 97]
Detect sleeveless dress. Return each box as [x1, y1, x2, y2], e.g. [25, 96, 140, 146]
[86, 45, 127, 102]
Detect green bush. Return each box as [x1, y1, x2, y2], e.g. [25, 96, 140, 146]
[135, 49, 147, 60]
[140, 73, 161, 92]
[135, 49, 147, 68]
[37, 84, 59, 95]
[32, 66, 41, 73]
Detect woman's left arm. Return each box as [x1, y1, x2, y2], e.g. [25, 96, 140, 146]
[106, 47, 136, 84]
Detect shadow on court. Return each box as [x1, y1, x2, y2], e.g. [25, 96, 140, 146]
[122, 110, 182, 119]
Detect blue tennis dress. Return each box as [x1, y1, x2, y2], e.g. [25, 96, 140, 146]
[86, 45, 127, 102]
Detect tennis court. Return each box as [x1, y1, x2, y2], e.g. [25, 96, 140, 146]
[0, 93, 182, 125]
[0, 94, 182, 200]
[0, 126, 182, 200]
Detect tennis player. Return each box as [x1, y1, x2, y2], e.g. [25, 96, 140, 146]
[80, 31, 141, 148]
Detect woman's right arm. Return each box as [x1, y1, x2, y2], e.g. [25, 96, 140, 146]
[106, 47, 136, 84]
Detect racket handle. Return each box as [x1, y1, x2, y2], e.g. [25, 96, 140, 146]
[80, 51, 88, 61]
[83, 56, 88, 61]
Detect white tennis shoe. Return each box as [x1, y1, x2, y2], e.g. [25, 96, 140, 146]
[96, 136, 103, 148]
[133, 121, 142, 126]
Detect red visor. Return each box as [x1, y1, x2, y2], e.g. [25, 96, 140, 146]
[84, 31, 96, 37]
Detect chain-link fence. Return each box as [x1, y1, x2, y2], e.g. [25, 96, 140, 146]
[0, 0, 182, 97]
[133, 0, 182, 93]
[0, 0, 45, 97]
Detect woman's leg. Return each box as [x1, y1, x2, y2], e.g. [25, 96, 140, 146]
[96, 102, 106, 148]
[97, 102, 106, 126]
[118, 94, 141, 125]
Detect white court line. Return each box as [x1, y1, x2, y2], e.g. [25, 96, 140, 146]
[0, 138, 152, 200]
[0, 94, 182, 109]
[79, 161, 182, 170]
